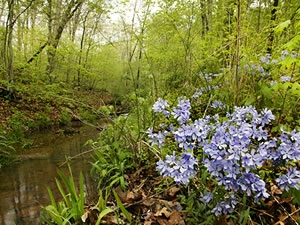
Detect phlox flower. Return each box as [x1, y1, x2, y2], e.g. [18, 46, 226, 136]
[156, 151, 198, 184]
[252, 126, 268, 141]
[260, 53, 272, 64]
[192, 88, 204, 98]
[172, 98, 191, 124]
[291, 130, 300, 142]
[238, 173, 269, 200]
[276, 167, 300, 191]
[149, 94, 300, 216]
[270, 81, 277, 86]
[241, 149, 257, 172]
[260, 108, 275, 126]
[230, 106, 260, 125]
[211, 100, 225, 109]
[156, 159, 172, 177]
[278, 142, 295, 160]
[200, 191, 213, 205]
[211, 194, 237, 216]
[281, 50, 289, 59]
[146, 128, 168, 148]
[280, 76, 291, 82]
[153, 98, 170, 117]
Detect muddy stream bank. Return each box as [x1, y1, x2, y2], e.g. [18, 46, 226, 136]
[0, 122, 102, 225]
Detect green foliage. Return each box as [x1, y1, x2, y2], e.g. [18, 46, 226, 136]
[59, 111, 72, 126]
[41, 163, 85, 225]
[7, 110, 26, 140]
[90, 117, 134, 190]
[79, 107, 97, 121]
[0, 131, 15, 168]
[282, 188, 300, 206]
[94, 188, 114, 225]
[179, 167, 217, 224]
[97, 105, 114, 117]
[91, 144, 129, 190]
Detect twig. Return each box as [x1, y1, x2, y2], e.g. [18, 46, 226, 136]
[281, 203, 300, 223]
[59, 148, 95, 167]
[271, 194, 299, 225]
[122, 184, 177, 209]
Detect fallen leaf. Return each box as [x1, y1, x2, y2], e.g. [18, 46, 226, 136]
[167, 186, 181, 198]
[157, 217, 169, 225]
[154, 207, 172, 218]
[81, 210, 89, 222]
[168, 210, 184, 225]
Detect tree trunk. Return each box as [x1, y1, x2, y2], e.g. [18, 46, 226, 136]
[46, 0, 85, 83]
[76, 10, 89, 86]
[201, 0, 209, 37]
[267, 0, 279, 54]
[4, 0, 15, 90]
[7, 0, 14, 83]
[234, 0, 242, 105]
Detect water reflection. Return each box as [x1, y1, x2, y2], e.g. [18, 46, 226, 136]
[0, 125, 100, 225]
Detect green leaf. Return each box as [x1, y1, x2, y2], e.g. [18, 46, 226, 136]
[79, 172, 85, 215]
[47, 187, 57, 209]
[244, 96, 256, 106]
[44, 205, 63, 224]
[261, 85, 272, 99]
[95, 208, 114, 225]
[282, 35, 300, 51]
[55, 178, 70, 206]
[274, 20, 291, 33]
[113, 190, 132, 223]
[239, 207, 250, 225]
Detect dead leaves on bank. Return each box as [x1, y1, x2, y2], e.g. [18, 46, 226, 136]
[82, 167, 186, 225]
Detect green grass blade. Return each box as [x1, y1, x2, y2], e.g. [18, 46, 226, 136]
[113, 190, 131, 223]
[95, 208, 114, 225]
[46, 187, 57, 209]
[55, 178, 70, 206]
[79, 171, 85, 215]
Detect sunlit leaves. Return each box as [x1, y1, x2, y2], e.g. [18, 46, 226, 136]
[274, 20, 291, 33]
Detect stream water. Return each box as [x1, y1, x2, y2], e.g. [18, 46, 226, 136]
[0, 122, 101, 225]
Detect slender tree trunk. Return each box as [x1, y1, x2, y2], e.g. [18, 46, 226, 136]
[46, 0, 85, 83]
[5, 0, 15, 88]
[234, 0, 242, 105]
[76, 11, 89, 86]
[257, 0, 261, 32]
[201, 0, 209, 37]
[267, 0, 279, 54]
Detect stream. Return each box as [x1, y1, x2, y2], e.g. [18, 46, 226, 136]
[0, 122, 101, 225]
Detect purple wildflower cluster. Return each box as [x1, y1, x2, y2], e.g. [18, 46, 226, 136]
[199, 72, 219, 82]
[172, 99, 191, 124]
[281, 50, 298, 59]
[153, 98, 170, 117]
[211, 100, 225, 109]
[244, 63, 270, 77]
[147, 97, 300, 216]
[192, 85, 220, 98]
[156, 151, 198, 184]
[280, 75, 292, 82]
[260, 53, 278, 65]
